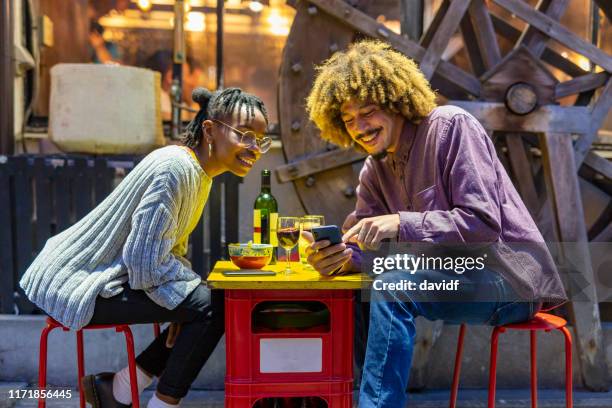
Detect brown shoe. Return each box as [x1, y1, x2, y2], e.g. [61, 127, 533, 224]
[81, 372, 132, 408]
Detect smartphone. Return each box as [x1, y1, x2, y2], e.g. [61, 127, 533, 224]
[311, 225, 343, 245]
[222, 270, 276, 277]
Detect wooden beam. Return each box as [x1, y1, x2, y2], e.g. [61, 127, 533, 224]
[420, 0, 449, 49]
[459, 10, 486, 76]
[275, 148, 366, 183]
[493, 0, 612, 72]
[574, 77, 612, 166]
[433, 59, 481, 97]
[399, 0, 423, 42]
[517, 0, 569, 58]
[540, 132, 609, 391]
[449, 101, 591, 134]
[584, 188, 612, 241]
[518, 0, 552, 49]
[489, 11, 521, 43]
[0, 162, 15, 313]
[0, 0, 14, 154]
[541, 48, 589, 78]
[505, 133, 540, 217]
[430, 71, 472, 100]
[419, 0, 471, 79]
[307, 0, 423, 56]
[592, 222, 612, 243]
[460, 0, 501, 76]
[305, 0, 481, 96]
[593, 0, 612, 23]
[555, 72, 609, 99]
[583, 151, 612, 181]
[490, 12, 588, 78]
[468, 0, 502, 69]
[479, 46, 558, 105]
[589, 77, 612, 132]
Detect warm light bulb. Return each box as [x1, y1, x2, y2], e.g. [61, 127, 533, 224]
[186, 11, 205, 32]
[248, 1, 264, 13]
[137, 0, 152, 12]
[266, 9, 289, 36]
[267, 9, 282, 25]
[184, 1, 191, 13]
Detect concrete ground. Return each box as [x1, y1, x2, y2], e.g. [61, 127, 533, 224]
[2, 383, 612, 408]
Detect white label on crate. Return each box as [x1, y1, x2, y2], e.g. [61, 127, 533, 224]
[259, 338, 323, 373]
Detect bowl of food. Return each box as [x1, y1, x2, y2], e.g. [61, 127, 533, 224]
[228, 243, 274, 269]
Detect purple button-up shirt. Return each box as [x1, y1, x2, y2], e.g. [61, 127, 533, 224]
[348, 105, 567, 309]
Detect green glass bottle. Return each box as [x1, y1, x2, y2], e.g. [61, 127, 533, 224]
[254, 169, 278, 263]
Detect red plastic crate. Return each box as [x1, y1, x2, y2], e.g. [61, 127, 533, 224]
[225, 289, 354, 384]
[225, 380, 353, 407]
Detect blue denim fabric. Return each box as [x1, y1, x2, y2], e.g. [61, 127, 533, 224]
[359, 268, 541, 408]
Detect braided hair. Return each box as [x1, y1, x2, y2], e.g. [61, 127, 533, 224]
[182, 87, 269, 149]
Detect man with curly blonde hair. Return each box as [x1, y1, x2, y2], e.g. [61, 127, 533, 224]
[303, 40, 566, 407]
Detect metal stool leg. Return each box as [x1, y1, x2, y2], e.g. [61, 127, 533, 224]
[118, 326, 140, 408]
[76, 331, 86, 408]
[559, 327, 573, 408]
[488, 327, 504, 408]
[38, 322, 57, 408]
[530, 330, 538, 408]
[449, 324, 467, 408]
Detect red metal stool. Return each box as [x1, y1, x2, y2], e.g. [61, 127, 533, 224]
[449, 312, 573, 408]
[38, 316, 161, 408]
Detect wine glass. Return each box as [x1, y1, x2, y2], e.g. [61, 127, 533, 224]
[277, 217, 301, 275]
[299, 215, 325, 267]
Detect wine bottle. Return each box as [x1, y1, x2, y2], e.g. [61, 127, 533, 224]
[254, 169, 278, 263]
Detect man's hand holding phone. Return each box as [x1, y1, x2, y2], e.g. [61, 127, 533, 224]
[302, 225, 353, 276]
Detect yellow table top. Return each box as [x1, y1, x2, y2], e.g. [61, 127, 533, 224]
[206, 261, 370, 289]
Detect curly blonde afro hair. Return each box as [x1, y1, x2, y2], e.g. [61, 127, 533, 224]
[306, 40, 437, 147]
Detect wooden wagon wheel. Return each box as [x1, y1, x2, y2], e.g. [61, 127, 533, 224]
[278, 0, 611, 390]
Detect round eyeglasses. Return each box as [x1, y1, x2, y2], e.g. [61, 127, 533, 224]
[212, 119, 272, 153]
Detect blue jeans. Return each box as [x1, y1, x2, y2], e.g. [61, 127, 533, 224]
[359, 268, 541, 408]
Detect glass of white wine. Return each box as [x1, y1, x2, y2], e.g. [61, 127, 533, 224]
[299, 215, 325, 269]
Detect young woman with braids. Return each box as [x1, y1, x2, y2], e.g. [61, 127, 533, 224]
[20, 87, 271, 408]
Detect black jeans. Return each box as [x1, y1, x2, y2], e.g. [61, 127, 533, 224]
[88, 282, 224, 399]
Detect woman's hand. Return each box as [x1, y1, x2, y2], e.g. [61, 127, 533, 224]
[166, 323, 182, 348]
[302, 231, 353, 276]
